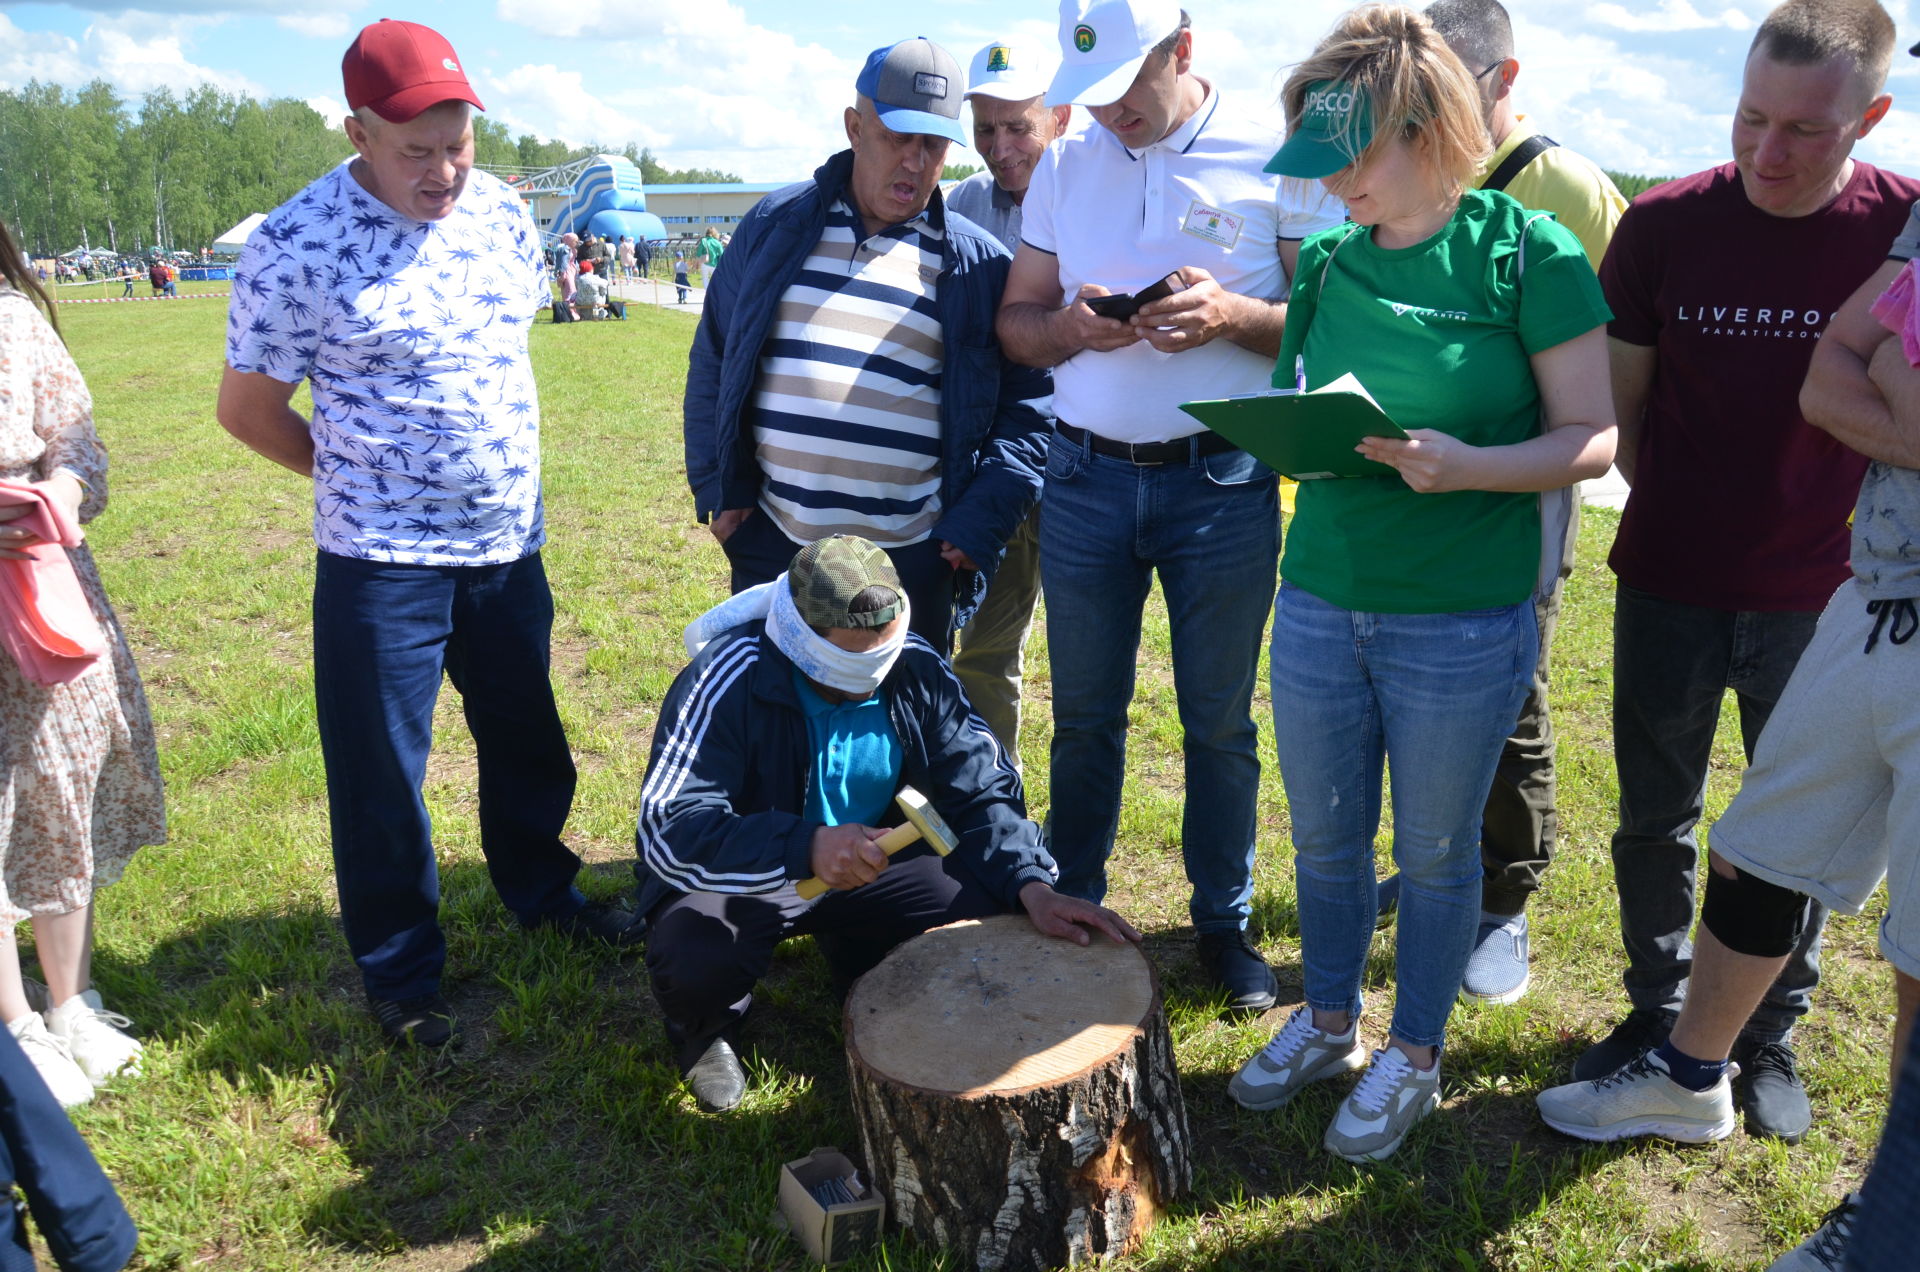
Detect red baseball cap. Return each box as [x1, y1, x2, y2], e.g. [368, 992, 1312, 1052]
[342, 19, 485, 123]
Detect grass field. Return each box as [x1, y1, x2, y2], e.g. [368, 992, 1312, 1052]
[38, 292, 1891, 1270]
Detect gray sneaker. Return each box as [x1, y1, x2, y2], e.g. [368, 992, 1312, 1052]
[1460, 910, 1530, 1005]
[1536, 1049, 1736, 1143]
[1323, 1046, 1441, 1162]
[1228, 1006, 1366, 1111]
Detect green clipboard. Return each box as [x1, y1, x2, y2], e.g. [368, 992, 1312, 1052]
[1179, 373, 1409, 480]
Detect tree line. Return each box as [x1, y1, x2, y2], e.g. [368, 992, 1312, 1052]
[0, 79, 1672, 262]
[0, 80, 741, 259]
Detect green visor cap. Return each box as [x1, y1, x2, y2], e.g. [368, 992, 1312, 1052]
[789, 535, 904, 629]
[1265, 80, 1375, 178]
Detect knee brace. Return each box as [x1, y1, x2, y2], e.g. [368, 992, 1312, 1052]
[1701, 863, 1810, 958]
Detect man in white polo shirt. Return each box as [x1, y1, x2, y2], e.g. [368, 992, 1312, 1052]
[997, 0, 1342, 1010]
[946, 38, 1073, 760]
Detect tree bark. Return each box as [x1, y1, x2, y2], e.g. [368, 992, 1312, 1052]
[845, 915, 1190, 1271]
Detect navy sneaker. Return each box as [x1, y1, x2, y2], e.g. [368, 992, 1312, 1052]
[1732, 1036, 1813, 1143]
[1766, 1193, 1860, 1271]
[539, 900, 645, 950]
[1460, 910, 1530, 1004]
[1572, 1007, 1678, 1082]
[369, 992, 457, 1049]
[1198, 931, 1278, 1014]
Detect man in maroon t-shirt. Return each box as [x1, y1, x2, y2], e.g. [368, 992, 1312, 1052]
[1585, 0, 1918, 1144]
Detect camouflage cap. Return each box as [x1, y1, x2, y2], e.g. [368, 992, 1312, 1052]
[788, 536, 904, 629]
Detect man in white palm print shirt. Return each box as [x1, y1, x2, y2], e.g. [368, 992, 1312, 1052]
[217, 19, 637, 1052]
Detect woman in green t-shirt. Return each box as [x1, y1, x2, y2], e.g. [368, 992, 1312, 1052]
[1224, 4, 1616, 1164]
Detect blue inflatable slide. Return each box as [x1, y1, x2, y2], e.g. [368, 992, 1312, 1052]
[547, 154, 667, 244]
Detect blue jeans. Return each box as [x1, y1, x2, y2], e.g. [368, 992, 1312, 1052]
[313, 550, 584, 1000]
[1610, 583, 1826, 1042]
[1040, 429, 1279, 933]
[1270, 583, 1535, 1048]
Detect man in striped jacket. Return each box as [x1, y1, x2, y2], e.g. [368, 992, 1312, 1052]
[682, 36, 1051, 652]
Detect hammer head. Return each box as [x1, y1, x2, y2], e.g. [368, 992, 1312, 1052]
[895, 787, 957, 857]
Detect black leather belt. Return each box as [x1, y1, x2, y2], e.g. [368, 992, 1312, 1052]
[1056, 419, 1237, 465]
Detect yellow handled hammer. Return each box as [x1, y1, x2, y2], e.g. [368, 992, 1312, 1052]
[794, 786, 956, 900]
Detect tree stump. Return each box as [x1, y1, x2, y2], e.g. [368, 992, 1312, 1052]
[843, 914, 1191, 1271]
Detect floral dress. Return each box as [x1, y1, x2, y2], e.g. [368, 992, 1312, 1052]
[0, 287, 165, 929]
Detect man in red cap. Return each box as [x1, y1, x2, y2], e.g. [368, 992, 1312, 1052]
[217, 19, 635, 1052]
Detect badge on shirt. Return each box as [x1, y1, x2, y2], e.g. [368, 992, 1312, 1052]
[1181, 201, 1242, 250]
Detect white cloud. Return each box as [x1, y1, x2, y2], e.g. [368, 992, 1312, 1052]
[481, 63, 669, 152]
[494, 0, 677, 41]
[1589, 1, 1753, 34]
[481, 1, 860, 179]
[0, 15, 90, 89]
[0, 12, 261, 100]
[278, 13, 353, 40]
[33, 0, 328, 12]
[303, 94, 349, 129]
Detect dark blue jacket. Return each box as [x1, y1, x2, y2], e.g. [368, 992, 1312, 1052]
[682, 151, 1052, 602]
[633, 622, 1056, 920]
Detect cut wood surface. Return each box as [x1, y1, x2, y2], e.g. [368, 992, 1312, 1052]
[849, 912, 1155, 1095]
[845, 915, 1191, 1270]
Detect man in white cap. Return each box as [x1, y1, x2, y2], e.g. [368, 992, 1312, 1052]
[948, 39, 1071, 255]
[685, 36, 1050, 654]
[945, 38, 1073, 760]
[996, 0, 1343, 1012]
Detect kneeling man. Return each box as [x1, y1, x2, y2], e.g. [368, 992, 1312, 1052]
[635, 536, 1138, 1110]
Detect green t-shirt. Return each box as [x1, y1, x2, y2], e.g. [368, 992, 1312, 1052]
[1275, 188, 1610, 613]
[699, 234, 725, 266]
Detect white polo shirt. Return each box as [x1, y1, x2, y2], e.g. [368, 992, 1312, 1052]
[1021, 85, 1344, 443]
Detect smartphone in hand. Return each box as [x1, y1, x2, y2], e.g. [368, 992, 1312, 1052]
[1082, 271, 1186, 322]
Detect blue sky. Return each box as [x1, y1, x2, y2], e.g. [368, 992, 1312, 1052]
[5, 0, 1920, 182]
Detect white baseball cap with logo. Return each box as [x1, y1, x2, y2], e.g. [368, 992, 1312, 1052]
[1047, 0, 1185, 107]
[966, 38, 1055, 103]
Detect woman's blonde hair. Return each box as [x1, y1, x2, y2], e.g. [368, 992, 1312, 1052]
[1280, 3, 1490, 199]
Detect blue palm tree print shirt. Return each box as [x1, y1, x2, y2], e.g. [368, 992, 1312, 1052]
[226, 163, 550, 566]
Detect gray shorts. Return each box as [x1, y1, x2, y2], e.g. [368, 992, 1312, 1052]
[1710, 583, 1920, 981]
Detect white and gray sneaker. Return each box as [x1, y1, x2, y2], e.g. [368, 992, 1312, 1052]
[1228, 1007, 1366, 1111]
[1324, 1046, 1442, 1162]
[45, 989, 143, 1085]
[7, 1012, 93, 1108]
[1765, 1192, 1860, 1272]
[1536, 1049, 1736, 1143]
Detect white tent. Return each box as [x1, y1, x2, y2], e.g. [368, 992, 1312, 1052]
[213, 213, 267, 253]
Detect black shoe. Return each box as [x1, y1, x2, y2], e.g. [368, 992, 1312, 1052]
[686, 1038, 746, 1112]
[369, 992, 457, 1049]
[1732, 1036, 1812, 1143]
[1375, 873, 1402, 929]
[540, 900, 645, 949]
[1572, 1007, 1677, 1081]
[1198, 930, 1278, 1014]
[1774, 1192, 1860, 1271]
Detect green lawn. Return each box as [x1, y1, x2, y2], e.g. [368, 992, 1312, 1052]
[43, 294, 1891, 1270]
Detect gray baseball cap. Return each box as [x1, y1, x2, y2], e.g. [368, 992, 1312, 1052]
[856, 38, 969, 146]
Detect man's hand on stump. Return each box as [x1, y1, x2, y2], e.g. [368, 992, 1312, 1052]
[1019, 882, 1142, 947]
[808, 824, 891, 892]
